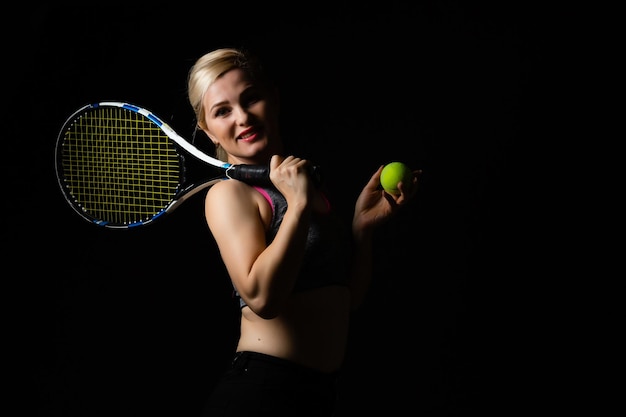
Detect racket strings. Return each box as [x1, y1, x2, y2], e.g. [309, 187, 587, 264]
[60, 107, 182, 225]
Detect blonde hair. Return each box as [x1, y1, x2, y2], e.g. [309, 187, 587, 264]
[187, 48, 267, 161]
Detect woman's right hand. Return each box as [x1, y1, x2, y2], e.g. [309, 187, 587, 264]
[269, 155, 314, 208]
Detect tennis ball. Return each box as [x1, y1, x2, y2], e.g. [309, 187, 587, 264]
[380, 162, 413, 195]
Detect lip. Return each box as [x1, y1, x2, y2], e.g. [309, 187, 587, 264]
[237, 127, 260, 142]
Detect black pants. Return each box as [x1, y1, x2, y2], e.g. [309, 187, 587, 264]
[201, 351, 340, 417]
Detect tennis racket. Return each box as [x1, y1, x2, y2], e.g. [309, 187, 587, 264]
[55, 101, 321, 229]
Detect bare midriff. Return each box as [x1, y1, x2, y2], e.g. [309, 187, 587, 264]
[237, 285, 351, 373]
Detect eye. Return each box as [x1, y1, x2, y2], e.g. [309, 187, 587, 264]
[214, 106, 231, 118]
[244, 93, 261, 106]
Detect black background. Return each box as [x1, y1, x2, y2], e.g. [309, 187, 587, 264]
[8, 2, 558, 416]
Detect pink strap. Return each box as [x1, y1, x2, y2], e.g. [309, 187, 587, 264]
[253, 186, 330, 214]
[253, 186, 274, 213]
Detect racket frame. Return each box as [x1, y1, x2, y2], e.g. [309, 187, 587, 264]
[55, 102, 232, 229]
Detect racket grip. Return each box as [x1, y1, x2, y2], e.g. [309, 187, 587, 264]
[227, 164, 271, 185]
[227, 164, 322, 186]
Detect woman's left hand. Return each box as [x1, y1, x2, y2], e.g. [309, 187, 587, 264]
[352, 165, 422, 233]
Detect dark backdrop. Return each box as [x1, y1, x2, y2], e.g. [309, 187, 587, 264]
[9, 2, 547, 416]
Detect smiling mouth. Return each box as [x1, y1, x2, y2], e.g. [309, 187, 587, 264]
[239, 129, 260, 142]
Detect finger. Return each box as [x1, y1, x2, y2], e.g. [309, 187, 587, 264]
[367, 165, 385, 189]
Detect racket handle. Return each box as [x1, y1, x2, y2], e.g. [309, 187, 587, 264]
[226, 164, 271, 185]
[227, 164, 322, 186]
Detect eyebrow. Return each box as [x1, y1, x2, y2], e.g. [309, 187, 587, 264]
[208, 100, 229, 114]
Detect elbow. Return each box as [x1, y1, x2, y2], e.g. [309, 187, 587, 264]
[244, 295, 283, 319]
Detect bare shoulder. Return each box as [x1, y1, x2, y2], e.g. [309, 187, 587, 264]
[205, 178, 252, 201]
[204, 180, 272, 229]
[203, 180, 273, 272]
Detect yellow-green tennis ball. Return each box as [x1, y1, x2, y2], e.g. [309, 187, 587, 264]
[380, 162, 413, 195]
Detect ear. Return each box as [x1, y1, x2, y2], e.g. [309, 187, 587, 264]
[198, 125, 218, 147]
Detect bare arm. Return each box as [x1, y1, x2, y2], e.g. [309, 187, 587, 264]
[204, 155, 314, 319]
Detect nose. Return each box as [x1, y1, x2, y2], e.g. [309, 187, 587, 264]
[234, 106, 250, 125]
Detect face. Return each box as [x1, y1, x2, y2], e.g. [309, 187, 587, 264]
[201, 68, 281, 165]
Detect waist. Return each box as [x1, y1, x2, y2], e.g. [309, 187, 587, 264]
[238, 286, 351, 372]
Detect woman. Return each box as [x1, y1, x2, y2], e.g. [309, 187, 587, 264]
[188, 47, 420, 416]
